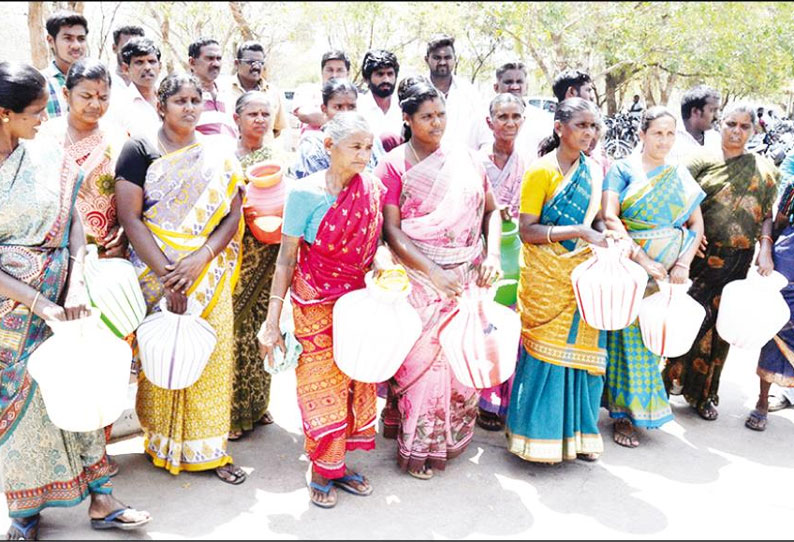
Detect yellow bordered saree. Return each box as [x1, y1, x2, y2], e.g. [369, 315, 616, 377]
[129, 139, 245, 474]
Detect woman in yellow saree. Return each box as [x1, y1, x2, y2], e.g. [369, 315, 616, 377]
[506, 98, 611, 464]
[116, 74, 246, 485]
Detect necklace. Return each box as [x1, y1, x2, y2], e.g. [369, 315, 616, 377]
[406, 140, 421, 163]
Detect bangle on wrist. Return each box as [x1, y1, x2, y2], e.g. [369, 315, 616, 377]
[673, 261, 690, 271]
[759, 234, 773, 244]
[30, 291, 41, 314]
[269, 294, 285, 304]
[203, 244, 216, 260]
[546, 226, 554, 244]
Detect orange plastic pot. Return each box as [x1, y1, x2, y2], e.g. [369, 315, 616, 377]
[246, 214, 282, 244]
[246, 161, 283, 188]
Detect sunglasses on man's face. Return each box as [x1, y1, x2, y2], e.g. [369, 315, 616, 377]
[239, 59, 264, 68]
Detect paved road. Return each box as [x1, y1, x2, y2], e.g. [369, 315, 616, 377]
[2, 355, 793, 539]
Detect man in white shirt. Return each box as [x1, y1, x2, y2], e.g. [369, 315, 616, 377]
[669, 85, 722, 163]
[292, 50, 351, 133]
[110, 25, 144, 91]
[358, 49, 403, 151]
[109, 37, 162, 138]
[424, 34, 490, 150]
[479, 61, 553, 165]
[188, 37, 237, 140]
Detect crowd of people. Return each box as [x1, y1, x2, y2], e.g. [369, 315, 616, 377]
[0, 8, 792, 537]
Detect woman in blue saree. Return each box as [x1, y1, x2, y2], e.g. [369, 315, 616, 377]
[602, 107, 705, 447]
[506, 98, 612, 464]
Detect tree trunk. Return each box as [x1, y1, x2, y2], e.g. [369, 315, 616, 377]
[66, 2, 84, 13]
[604, 71, 618, 116]
[28, 2, 49, 69]
[228, 1, 254, 42]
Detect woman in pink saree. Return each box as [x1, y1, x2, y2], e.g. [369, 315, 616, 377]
[379, 78, 502, 479]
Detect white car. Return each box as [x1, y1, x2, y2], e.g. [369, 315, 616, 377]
[526, 96, 557, 114]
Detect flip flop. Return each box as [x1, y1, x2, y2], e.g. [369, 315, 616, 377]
[476, 411, 505, 432]
[745, 409, 768, 431]
[696, 399, 719, 421]
[612, 419, 640, 448]
[407, 466, 434, 480]
[308, 481, 337, 508]
[258, 411, 275, 425]
[332, 472, 373, 496]
[90, 508, 151, 531]
[215, 464, 247, 485]
[7, 516, 39, 540]
[768, 394, 792, 412]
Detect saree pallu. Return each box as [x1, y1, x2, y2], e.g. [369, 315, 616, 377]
[130, 141, 244, 474]
[661, 245, 754, 406]
[392, 146, 486, 472]
[0, 142, 112, 516]
[40, 117, 125, 252]
[605, 162, 705, 428]
[231, 147, 278, 435]
[478, 151, 524, 418]
[507, 154, 608, 463]
[757, 225, 794, 386]
[290, 173, 384, 478]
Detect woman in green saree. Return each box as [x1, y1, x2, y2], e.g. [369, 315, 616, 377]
[229, 90, 283, 439]
[0, 61, 149, 540]
[662, 103, 780, 420]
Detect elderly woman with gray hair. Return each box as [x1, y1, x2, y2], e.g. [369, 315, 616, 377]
[662, 102, 781, 423]
[259, 111, 388, 508]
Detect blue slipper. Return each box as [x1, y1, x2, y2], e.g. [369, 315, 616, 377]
[308, 481, 337, 508]
[332, 472, 373, 496]
[90, 507, 151, 531]
[8, 516, 39, 540]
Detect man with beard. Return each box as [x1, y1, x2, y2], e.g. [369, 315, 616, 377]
[358, 49, 402, 151]
[42, 11, 88, 119]
[225, 40, 288, 142]
[111, 25, 144, 89]
[424, 34, 489, 150]
[110, 37, 162, 138]
[188, 37, 237, 140]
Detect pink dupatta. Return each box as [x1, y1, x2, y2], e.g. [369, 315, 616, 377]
[291, 173, 385, 305]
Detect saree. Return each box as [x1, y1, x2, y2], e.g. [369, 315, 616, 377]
[0, 141, 112, 517]
[390, 145, 487, 473]
[662, 153, 780, 408]
[39, 117, 126, 252]
[603, 158, 705, 428]
[290, 173, 384, 479]
[757, 224, 794, 387]
[130, 140, 244, 474]
[478, 148, 525, 418]
[506, 152, 608, 463]
[231, 146, 278, 434]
